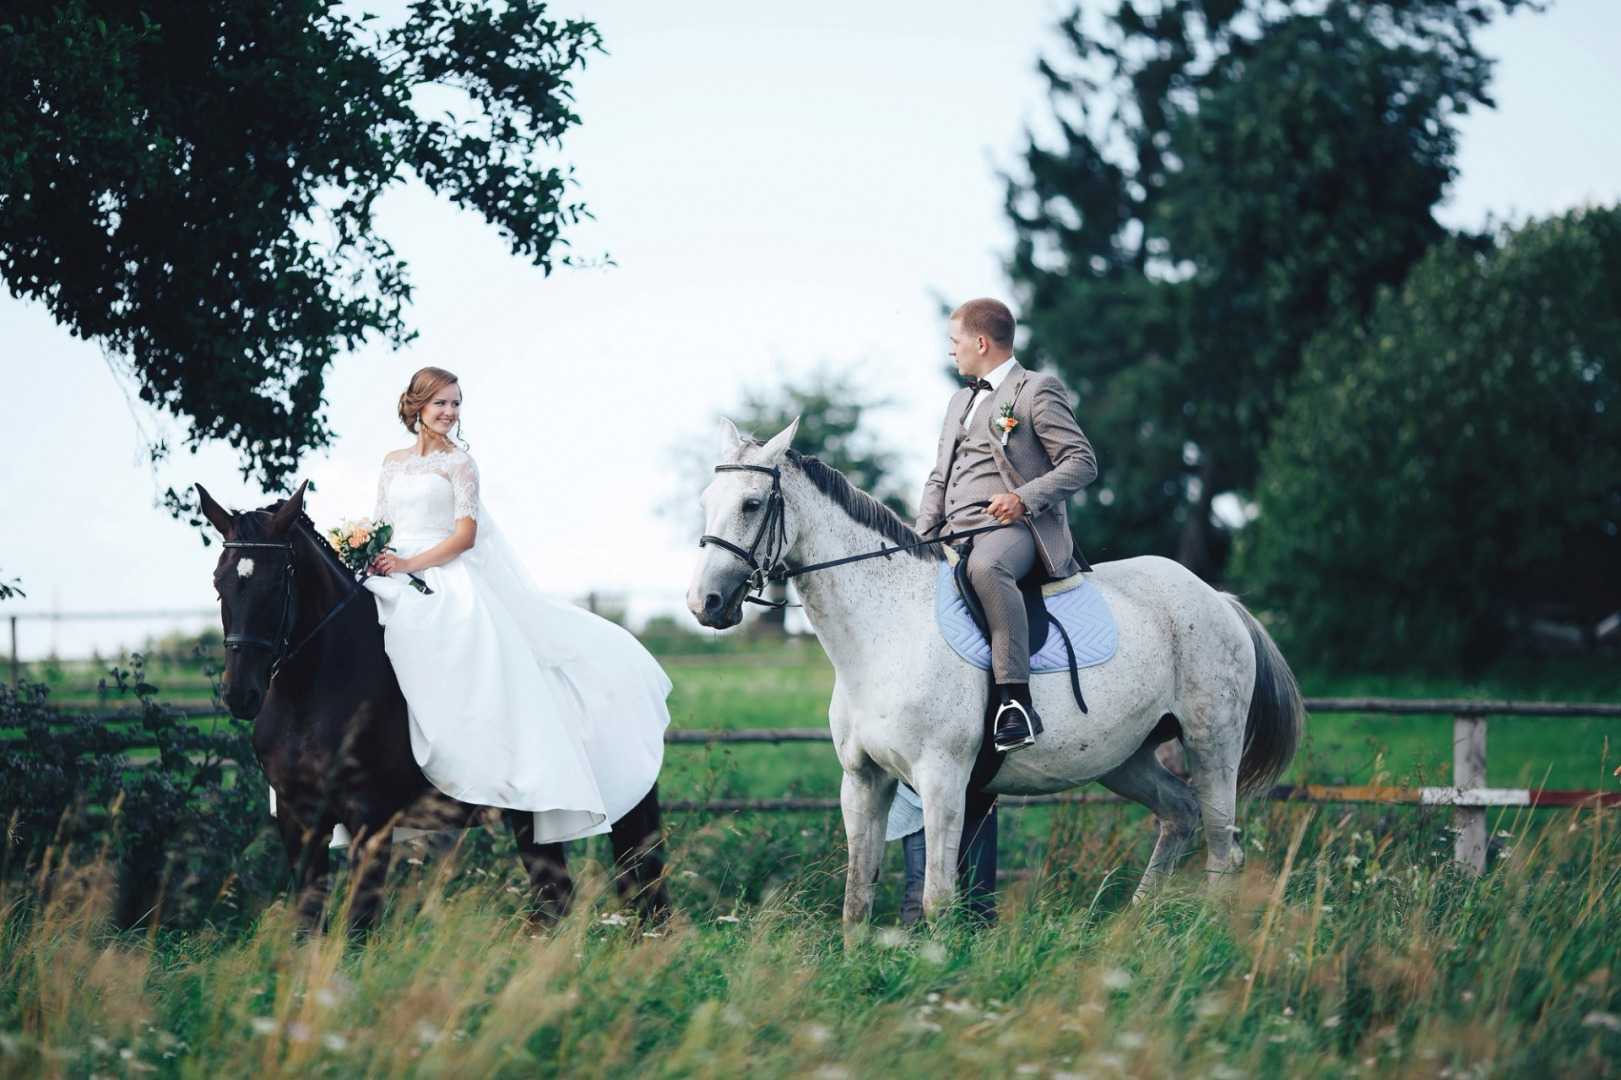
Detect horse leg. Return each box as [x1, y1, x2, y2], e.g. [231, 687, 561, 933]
[957, 790, 999, 926]
[277, 804, 333, 932]
[1181, 723, 1247, 881]
[1098, 739, 1202, 900]
[504, 809, 575, 925]
[840, 762, 895, 936]
[915, 774, 969, 924]
[608, 783, 671, 925]
[343, 820, 394, 936]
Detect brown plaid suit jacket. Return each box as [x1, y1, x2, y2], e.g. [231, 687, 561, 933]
[916, 362, 1098, 577]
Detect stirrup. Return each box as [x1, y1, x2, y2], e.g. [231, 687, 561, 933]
[993, 700, 1036, 753]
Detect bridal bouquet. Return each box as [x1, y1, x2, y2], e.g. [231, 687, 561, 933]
[327, 517, 433, 594]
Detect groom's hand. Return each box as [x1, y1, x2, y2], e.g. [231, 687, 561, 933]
[987, 493, 1025, 524]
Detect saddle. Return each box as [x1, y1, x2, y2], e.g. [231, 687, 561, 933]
[952, 554, 1056, 660]
[950, 538, 1094, 794]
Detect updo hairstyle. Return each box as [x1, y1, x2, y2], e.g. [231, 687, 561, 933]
[398, 366, 467, 450]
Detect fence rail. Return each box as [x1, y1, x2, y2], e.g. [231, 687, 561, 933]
[7, 697, 1620, 876]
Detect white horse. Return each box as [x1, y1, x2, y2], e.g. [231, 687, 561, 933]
[687, 419, 1305, 927]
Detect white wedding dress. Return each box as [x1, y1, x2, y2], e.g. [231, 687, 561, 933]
[362, 448, 671, 844]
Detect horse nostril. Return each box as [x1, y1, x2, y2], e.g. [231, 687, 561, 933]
[704, 592, 724, 614]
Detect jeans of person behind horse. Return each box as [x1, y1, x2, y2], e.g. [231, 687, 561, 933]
[899, 793, 999, 926]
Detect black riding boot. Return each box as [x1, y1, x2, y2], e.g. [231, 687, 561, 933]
[993, 682, 1041, 752]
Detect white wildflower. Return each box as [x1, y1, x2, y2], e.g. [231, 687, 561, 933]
[1101, 968, 1133, 991]
[250, 1018, 278, 1036]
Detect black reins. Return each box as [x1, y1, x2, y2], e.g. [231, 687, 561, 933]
[698, 463, 1014, 608]
[222, 536, 367, 680]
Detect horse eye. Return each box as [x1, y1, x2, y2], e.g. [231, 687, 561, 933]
[741, 499, 763, 513]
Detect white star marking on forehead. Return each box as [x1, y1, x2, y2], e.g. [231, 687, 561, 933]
[237, 558, 256, 579]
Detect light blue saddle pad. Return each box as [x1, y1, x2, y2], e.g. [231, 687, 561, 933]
[934, 562, 1119, 673]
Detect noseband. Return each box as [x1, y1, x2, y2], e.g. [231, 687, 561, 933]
[221, 536, 366, 681]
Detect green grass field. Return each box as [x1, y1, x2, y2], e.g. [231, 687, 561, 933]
[5, 639, 1621, 1076]
[18, 636, 1621, 879]
[4, 796, 1621, 1077]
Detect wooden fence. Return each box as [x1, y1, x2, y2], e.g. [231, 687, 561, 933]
[12, 697, 1621, 877]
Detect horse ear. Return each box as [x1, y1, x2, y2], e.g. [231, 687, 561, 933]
[195, 483, 235, 538]
[718, 418, 744, 457]
[265, 481, 309, 537]
[759, 416, 799, 465]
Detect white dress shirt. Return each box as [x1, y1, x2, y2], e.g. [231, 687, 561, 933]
[963, 356, 1018, 429]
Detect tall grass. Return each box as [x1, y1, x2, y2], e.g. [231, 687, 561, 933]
[4, 797, 1620, 1078]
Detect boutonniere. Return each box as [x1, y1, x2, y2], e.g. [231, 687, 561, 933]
[993, 402, 1019, 446]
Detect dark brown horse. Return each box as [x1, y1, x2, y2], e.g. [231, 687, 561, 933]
[196, 481, 669, 933]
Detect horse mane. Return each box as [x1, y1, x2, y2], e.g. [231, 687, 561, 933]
[756, 445, 938, 563]
[240, 503, 353, 577]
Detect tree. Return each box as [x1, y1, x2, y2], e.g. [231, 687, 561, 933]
[1237, 207, 1621, 671]
[0, 0, 599, 508]
[1007, 0, 1528, 577]
[733, 372, 913, 520]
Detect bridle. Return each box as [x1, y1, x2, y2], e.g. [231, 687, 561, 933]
[221, 535, 366, 681]
[697, 464, 790, 605]
[698, 462, 1014, 609]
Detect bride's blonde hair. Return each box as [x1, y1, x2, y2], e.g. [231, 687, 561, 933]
[398, 366, 466, 450]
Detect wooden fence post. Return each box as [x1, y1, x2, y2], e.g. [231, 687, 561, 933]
[8, 615, 16, 688]
[1454, 712, 1487, 876]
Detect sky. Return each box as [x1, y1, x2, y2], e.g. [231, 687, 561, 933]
[3, 0, 1619, 660]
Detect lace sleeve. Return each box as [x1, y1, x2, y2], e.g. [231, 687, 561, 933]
[374, 462, 391, 522]
[447, 453, 479, 521]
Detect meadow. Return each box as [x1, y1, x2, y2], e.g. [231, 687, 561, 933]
[4, 636, 1621, 1077]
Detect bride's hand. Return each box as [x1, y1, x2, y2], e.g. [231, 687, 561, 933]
[372, 552, 410, 576]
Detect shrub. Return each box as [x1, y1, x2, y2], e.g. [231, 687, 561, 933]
[0, 652, 282, 929]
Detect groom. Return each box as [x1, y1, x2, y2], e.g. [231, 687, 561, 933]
[917, 299, 1098, 751]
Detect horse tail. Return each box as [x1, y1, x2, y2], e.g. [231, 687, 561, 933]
[1226, 596, 1305, 797]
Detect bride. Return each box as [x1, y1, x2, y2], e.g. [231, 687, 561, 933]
[364, 366, 671, 844]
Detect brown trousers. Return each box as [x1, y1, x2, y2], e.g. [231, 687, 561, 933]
[964, 524, 1037, 683]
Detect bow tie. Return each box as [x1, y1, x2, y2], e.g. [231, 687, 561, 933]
[965, 378, 994, 393]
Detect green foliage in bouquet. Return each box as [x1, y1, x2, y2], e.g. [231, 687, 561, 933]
[327, 518, 431, 593]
